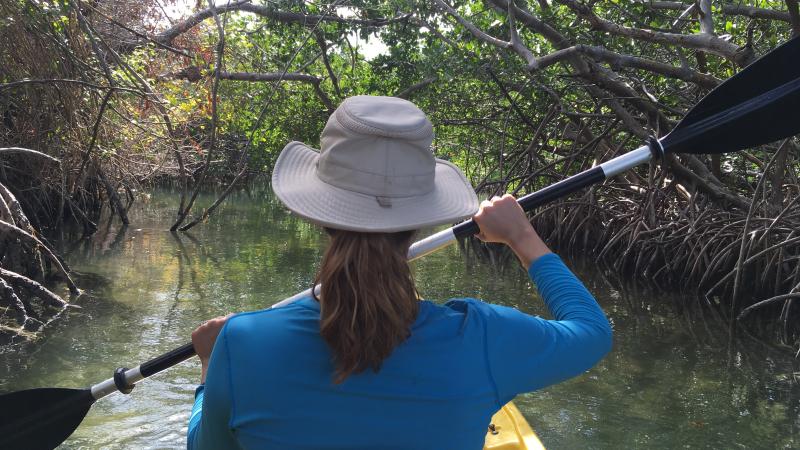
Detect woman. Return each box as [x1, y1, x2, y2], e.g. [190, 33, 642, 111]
[188, 96, 612, 449]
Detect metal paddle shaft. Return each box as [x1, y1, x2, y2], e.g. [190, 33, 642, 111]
[88, 343, 197, 399]
[1, 36, 799, 450]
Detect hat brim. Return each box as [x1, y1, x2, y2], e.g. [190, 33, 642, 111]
[272, 141, 479, 232]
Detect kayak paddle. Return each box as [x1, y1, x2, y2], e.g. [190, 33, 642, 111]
[1, 35, 799, 450]
[0, 344, 196, 450]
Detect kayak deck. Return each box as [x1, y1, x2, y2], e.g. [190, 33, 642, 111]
[484, 402, 545, 450]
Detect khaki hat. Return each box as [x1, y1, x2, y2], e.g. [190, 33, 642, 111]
[272, 95, 479, 232]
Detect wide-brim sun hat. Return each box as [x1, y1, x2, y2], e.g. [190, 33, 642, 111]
[272, 95, 479, 232]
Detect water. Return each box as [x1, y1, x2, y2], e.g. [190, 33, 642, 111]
[1, 187, 798, 449]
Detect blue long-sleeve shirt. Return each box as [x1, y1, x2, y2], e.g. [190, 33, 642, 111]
[187, 253, 612, 449]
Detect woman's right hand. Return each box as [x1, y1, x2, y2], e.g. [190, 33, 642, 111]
[472, 194, 551, 266]
[191, 315, 232, 383]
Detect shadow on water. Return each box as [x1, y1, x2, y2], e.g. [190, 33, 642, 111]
[0, 185, 797, 449]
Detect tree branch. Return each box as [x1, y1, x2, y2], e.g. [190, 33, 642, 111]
[154, 1, 411, 47]
[395, 76, 438, 99]
[0, 78, 144, 96]
[219, 71, 322, 83]
[222, 72, 334, 110]
[787, 0, 800, 36]
[0, 220, 79, 295]
[0, 268, 67, 308]
[74, 90, 114, 194]
[535, 44, 720, 88]
[0, 190, 13, 225]
[315, 31, 341, 98]
[697, 0, 714, 35]
[432, 0, 512, 49]
[488, 0, 571, 49]
[484, 66, 537, 129]
[637, 1, 791, 22]
[171, 70, 335, 110]
[0, 147, 61, 164]
[555, 0, 755, 66]
[178, 166, 247, 231]
[451, 0, 751, 209]
[666, 153, 750, 210]
[0, 277, 29, 326]
[171, 0, 227, 231]
[435, 0, 542, 69]
[507, 0, 537, 69]
[97, 165, 129, 225]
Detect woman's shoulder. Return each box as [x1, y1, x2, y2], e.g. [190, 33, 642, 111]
[419, 297, 514, 324]
[411, 298, 534, 343]
[437, 297, 535, 326]
[223, 297, 319, 337]
[441, 297, 502, 314]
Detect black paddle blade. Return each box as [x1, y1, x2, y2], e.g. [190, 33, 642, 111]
[663, 36, 800, 154]
[0, 388, 95, 450]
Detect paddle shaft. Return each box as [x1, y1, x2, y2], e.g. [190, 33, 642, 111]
[89, 143, 656, 400]
[90, 343, 196, 400]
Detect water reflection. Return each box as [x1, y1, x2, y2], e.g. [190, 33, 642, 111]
[0, 186, 797, 449]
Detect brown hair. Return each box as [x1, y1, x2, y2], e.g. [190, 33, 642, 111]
[313, 228, 418, 383]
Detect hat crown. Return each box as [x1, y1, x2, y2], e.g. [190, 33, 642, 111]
[331, 95, 434, 138]
[271, 95, 478, 233]
[317, 96, 436, 198]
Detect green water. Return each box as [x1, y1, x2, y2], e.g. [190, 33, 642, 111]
[1, 187, 798, 449]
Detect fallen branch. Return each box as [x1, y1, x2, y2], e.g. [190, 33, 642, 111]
[0, 277, 28, 326]
[0, 220, 79, 295]
[0, 268, 67, 308]
[0, 147, 60, 164]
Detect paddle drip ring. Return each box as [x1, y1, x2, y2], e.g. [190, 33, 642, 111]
[648, 136, 665, 159]
[114, 367, 136, 394]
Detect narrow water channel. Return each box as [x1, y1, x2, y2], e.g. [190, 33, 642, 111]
[0, 187, 797, 448]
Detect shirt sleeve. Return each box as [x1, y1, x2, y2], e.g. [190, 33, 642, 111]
[482, 253, 613, 404]
[187, 323, 240, 450]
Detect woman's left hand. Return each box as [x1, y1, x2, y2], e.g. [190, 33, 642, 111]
[191, 315, 232, 383]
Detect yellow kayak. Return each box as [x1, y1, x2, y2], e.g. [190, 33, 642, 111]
[484, 402, 545, 450]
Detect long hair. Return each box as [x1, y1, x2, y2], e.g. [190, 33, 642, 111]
[313, 228, 418, 384]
